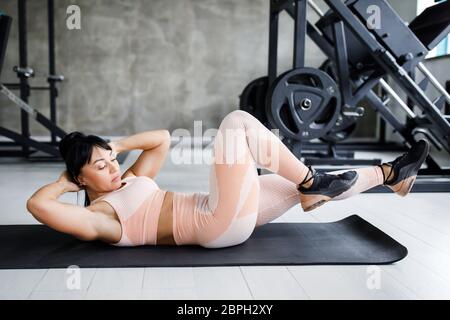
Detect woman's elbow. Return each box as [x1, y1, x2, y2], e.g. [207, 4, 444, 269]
[26, 198, 40, 215]
[26, 198, 47, 222]
[26, 199, 43, 225]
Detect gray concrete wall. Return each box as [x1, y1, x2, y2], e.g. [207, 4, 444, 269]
[1, 0, 442, 143]
[0, 0, 325, 137]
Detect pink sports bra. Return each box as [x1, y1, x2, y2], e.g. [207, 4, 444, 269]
[91, 176, 167, 246]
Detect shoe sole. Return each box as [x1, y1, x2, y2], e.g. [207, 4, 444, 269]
[389, 141, 430, 197]
[300, 173, 359, 212]
[300, 195, 332, 212]
[390, 175, 416, 197]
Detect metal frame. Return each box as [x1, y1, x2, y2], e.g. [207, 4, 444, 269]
[325, 0, 450, 150]
[267, 0, 387, 168]
[0, 0, 65, 160]
[264, 0, 450, 192]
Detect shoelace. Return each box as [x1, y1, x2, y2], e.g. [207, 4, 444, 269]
[379, 152, 407, 184]
[298, 165, 316, 190]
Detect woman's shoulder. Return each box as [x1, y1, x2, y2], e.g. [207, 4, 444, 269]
[122, 172, 155, 183]
[126, 175, 157, 185]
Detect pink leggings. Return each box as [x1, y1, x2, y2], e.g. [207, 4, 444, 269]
[172, 110, 385, 248]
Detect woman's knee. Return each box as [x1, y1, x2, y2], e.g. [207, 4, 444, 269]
[221, 110, 255, 126]
[227, 110, 250, 120]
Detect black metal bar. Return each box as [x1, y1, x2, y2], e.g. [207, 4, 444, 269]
[285, 1, 338, 63]
[422, 155, 443, 174]
[0, 150, 25, 157]
[378, 78, 388, 143]
[293, 0, 307, 69]
[47, 0, 57, 145]
[301, 141, 406, 152]
[0, 141, 18, 146]
[4, 83, 51, 90]
[0, 127, 60, 157]
[332, 21, 352, 105]
[307, 22, 336, 60]
[304, 157, 381, 166]
[268, 1, 279, 86]
[446, 81, 450, 115]
[271, 0, 293, 13]
[366, 89, 410, 136]
[0, 14, 12, 78]
[379, 114, 386, 143]
[35, 113, 67, 138]
[350, 70, 383, 105]
[365, 180, 450, 193]
[406, 70, 416, 116]
[18, 0, 30, 157]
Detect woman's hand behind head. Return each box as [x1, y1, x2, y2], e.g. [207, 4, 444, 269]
[108, 141, 121, 156]
[57, 170, 82, 193]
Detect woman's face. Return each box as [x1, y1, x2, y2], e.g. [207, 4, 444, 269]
[78, 146, 121, 192]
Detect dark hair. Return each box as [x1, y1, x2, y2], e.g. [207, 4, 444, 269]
[59, 132, 112, 207]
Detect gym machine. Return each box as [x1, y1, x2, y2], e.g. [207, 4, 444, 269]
[0, 1, 131, 165]
[240, 0, 450, 192]
[0, 0, 66, 161]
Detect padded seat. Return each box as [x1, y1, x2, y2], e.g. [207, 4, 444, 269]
[409, 1, 450, 51]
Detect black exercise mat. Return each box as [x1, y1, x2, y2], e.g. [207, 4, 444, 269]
[0, 215, 407, 269]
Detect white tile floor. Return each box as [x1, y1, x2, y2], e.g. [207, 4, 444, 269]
[0, 145, 449, 300]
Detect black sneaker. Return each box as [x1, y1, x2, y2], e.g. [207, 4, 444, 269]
[298, 167, 358, 212]
[378, 139, 430, 197]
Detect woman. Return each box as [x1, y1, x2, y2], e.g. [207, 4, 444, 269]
[26, 110, 430, 248]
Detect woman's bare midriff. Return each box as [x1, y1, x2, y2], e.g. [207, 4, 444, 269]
[156, 191, 176, 245]
[90, 190, 176, 246]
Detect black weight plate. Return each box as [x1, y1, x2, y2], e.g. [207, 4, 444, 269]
[320, 120, 358, 143]
[266, 67, 341, 141]
[239, 76, 269, 126]
[319, 59, 359, 143]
